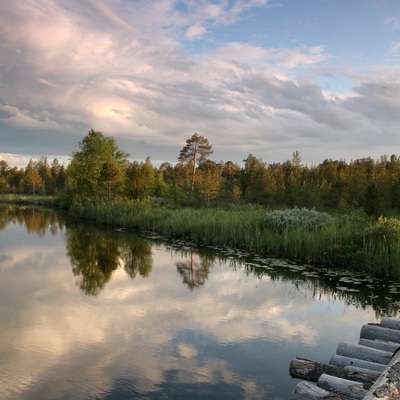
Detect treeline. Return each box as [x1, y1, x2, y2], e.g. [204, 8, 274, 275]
[1, 129, 400, 216]
[0, 157, 66, 196]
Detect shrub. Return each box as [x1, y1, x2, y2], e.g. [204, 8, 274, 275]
[364, 216, 400, 245]
[265, 207, 333, 232]
[362, 217, 400, 278]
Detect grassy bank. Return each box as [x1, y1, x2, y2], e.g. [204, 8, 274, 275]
[3, 195, 398, 279]
[67, 200, 400, 280]
[0, 194, 57, 207]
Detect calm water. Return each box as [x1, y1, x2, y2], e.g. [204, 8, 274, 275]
[0, 206, 399, 400]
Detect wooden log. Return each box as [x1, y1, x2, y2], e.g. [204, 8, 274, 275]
[362, 350, 400, 400]
[344, 365, 381, 383]
[330, 354, 386, 373]
[380, 317, 400, 331]
[358, 338, 400, 354]
[317, 374, 368, 399]
[360, 324, 400, 344]
[291, 381, 351, 400]
[289, 357, 378, 385]
[290, 358, 348, 382]
[336, 342, 392, 365]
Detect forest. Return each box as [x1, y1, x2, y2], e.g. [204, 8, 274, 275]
[0, 128, 399, 217]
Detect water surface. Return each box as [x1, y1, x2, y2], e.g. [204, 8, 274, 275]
[0, 206, 399, 400]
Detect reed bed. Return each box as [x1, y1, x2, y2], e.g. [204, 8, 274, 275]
[67, 201, 400, 280]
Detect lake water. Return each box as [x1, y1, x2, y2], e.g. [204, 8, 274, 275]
[0, 205, 399, 400]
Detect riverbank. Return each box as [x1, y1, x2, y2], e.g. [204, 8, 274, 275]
[67, 199, 400, 281]
[2, 195, 400, 280]
[0, 194, 57, 206]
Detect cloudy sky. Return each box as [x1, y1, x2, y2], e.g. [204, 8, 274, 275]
[1, 0, 400, 167]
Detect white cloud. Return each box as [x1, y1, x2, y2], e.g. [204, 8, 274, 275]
[185, 24, 207, 39]
[206, 43, 328, 70]
[0, 154, 31, 169]
[177, 343, 199, 358]
[0, 0, 399, 165]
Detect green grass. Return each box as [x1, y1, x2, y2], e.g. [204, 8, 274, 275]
[0, 194, 57, 206]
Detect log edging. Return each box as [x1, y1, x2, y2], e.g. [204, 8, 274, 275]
[290, 317, 400, 400]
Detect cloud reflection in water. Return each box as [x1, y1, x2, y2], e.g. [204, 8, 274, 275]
[0, 206, 390, 399]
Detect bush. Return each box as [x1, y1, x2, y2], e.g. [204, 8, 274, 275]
[362, 217, 400, 278]
[265, 207, 333, 232]
[364, 216, 400, 245]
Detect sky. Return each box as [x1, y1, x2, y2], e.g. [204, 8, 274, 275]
[1, 0, 400, 168]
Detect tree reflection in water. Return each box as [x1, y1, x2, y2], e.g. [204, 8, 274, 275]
[0, 204, 64, 235]
[176, 251, 213, 290]
[1, 205, 400, 317]
[65, 221, 154, 296]
[64, 221, 216, 296]
[121, 240, 153, 279]
[66, 225, 122, 296]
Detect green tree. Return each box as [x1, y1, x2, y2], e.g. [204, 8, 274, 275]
[346, 158, 373, 207]
[24, 159, 44, 194]
[50, 158, 66, 193]
[7, 166, 24, 194]
[125, 157, 156, 199]
[36, 156, 53, 194]
[283, 159, 301, 207]
[292, 150, 302, 180]
[66, 129, 129, 202]
[100, 156, 125, 201]
[153, 169, 169, 199]
[241, 155, 276, 205]
[364, 182, 384, 217]
[158, 162, 175, 185]
[168, 163, 191, 204]
[196, 160, 223, 206]
[220, 161, 242, 203]
[178, 133, 213, 196]
[0, 160, 10, 192]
